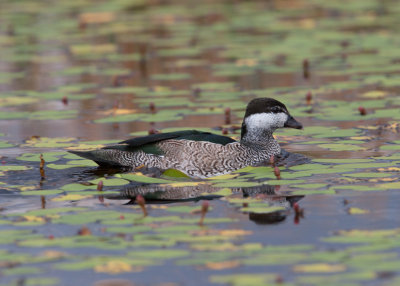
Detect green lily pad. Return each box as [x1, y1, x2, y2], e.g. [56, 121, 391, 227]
[105, 225, 153, 233]
[211, 181, 262, 188]
[0, 165, 31, 171]
[7, 277, 59, 286]
[118, 173, 173, 184]
[151, 73, 191, 81]
[0, 140, 14, 148]
[17, 152, 66, 162]
[0, 96, 38, 107]
[332, 185, 380, 192]
[23, 137, 76, 148]
[379, 182, 400, 190]
[291, 189, 336, 195]
[290, 183, 327, 189]
[30, 110, 78, 120]
[313, 159, 375, 163]
[265, 179, 306, 185]
[102, 86, 147, 94]
[46, 160, 98, 169]
[2, 266, 43, 276]
[380, 144, 400, 150]
[343, 172, 392, 178]
[210, 274, 278, 286]
[89, 178, 130, 186]
[317, 143, 365, 151]
[0, 111, 30, 120]
[21, 189, 63, 196]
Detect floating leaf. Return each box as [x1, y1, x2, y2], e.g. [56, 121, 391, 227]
[2, 266, 43, 276]
[52, 194, 92, 201]
[291, 189, 336, 195]
[210, 274, 277, 286]
[94, 260, 136, 274]
[70, 44, 117, 55]
[119, 173, 173, 184]
[151, 73, 191, 81]
[348, 207, 370, 214]
[290, 183, 327, 189]
[265, 179, 305, 185]
[21, 189, 63, 196]
[30, 110, 78, 120]
[0, 141, 14, 148]
[293, 263, 346, 273]
[162, 169, 190, 178]
[317, 143, 365, 151]
[89, 178, 130, 186]
[343, 172, 392, 178]
[61, 183, 97, 192]
[17, 152, 66, 162]
[313, 159, 375, 164]
[211, 181, 261, 188]
[0, 165, 31, 171]
[23, 137, 76, 148]
[0, 96, 38, 107]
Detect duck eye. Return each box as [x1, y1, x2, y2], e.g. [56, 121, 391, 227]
[271, 106, 282, 113]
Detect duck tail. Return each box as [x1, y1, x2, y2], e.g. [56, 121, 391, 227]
[68, 150, 126, 167]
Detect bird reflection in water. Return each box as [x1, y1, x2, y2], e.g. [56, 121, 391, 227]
[105, 183, 304, 225]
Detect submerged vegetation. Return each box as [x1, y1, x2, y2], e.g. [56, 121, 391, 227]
[1, 0, 400, 285]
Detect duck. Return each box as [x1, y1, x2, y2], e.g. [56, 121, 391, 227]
[69, 98, 302, 178]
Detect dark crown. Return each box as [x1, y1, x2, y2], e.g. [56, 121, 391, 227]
[244, 98, 288, 118]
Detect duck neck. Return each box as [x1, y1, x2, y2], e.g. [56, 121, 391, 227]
[240, 123, 279, 152]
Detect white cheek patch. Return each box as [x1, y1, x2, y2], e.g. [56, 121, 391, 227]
[245, 112, 288, 129]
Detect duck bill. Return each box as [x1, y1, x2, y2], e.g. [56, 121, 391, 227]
[284, 115, 303, 129]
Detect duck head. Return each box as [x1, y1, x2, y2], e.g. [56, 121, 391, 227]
[241, 98, 302, 140]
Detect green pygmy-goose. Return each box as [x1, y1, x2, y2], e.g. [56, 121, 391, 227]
[69, 98, 303, 178]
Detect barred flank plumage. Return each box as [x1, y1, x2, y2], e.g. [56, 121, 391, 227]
[69, 149, 164, 169]
[156, 139, 280, 178]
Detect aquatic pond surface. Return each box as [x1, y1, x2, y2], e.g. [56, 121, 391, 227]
[1, 0, 400, 285]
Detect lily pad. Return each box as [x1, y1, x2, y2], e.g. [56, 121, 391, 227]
[151, 73, 191, 81]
